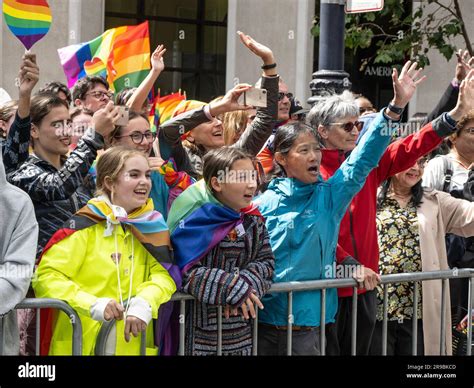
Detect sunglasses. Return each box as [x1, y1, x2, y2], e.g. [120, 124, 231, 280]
[329, 120, 364, 132]
[278, 92, 293, 101]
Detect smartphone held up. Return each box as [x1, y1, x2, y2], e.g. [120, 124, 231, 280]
[238, 87, 267, 108]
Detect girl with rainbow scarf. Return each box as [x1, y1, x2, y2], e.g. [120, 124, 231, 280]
[33, 147, 179, 355]
[167, 147, 275, 355]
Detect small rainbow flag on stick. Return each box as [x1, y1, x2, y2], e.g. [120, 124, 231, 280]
[2, 0, 52, 50]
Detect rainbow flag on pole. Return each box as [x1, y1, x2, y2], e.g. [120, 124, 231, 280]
[2, 0, 52, 50]
[57, 21, 150, 91]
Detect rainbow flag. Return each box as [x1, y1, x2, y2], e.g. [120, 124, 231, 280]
[167, 180, 262, 273]
[3, 0, 52, 50]
[149, 91, 186, 131]
[84, 57, 107, 79]
[58, 21, 150, 91]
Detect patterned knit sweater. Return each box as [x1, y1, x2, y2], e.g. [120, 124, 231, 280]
[182, 214, 274, 355]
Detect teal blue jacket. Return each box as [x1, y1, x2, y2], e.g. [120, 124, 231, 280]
[256, 111, 395, 327]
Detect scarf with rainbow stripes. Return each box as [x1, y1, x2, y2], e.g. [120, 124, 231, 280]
[167, 180, 262, 273]
[38, 197, 180, 355]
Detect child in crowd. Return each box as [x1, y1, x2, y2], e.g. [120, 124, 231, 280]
[167, 147, 275, 355]
[33, 147, 179, 355]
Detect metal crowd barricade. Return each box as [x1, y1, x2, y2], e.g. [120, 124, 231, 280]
[11, 269, 471, 356]
[169, 268, 474, 356]
[0, 298, 83, 356]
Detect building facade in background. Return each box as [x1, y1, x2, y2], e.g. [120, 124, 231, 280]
[1, 0, 472, 117]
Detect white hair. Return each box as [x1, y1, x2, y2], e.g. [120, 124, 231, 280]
[307, 90, 359, 128]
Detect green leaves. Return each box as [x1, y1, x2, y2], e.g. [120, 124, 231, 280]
[312, 0, 469, 70]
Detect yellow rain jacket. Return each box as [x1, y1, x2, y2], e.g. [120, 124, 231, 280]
[33, 221, 176, 355]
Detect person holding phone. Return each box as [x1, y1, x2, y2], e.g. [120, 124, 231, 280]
[158, 31, 279, 180]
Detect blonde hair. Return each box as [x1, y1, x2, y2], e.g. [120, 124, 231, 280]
[222, 110, 248, 145]
[95, 146, 148, 198]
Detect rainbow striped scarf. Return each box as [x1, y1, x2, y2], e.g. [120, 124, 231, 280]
[39, 197, 180, 355]
[167, 180, 262, 273]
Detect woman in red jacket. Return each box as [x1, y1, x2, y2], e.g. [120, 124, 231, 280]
[312, 66, 474, 355]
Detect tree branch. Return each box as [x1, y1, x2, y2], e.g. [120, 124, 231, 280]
[432, 0, 459, 19]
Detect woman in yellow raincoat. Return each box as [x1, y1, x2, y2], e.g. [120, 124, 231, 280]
[33, 146, 179, 355]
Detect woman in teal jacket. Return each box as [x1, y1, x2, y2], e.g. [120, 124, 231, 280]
[255, 61, 426, 355]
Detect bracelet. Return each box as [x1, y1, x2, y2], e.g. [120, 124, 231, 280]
[387, 102, 404, 116]
[261, 63, 277, 70]
[445, 112, 457, 127]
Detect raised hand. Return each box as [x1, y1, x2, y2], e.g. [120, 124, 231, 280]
[391, 61, 426, 109]
[151, 44, 166, 74]
[208, 83, 253, 116]
[18, 52, 39, 96]
[455, 49, 474, 83]
[237, 31, 275, 65]
[92, 101, 122, 137]
[450, 68, 474, 121]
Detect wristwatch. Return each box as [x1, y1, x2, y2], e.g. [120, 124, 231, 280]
[387, 102, 404, 116]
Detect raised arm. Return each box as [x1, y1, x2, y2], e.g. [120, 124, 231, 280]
[8, 103, 118, 202]
[127, 45, 165, 113]
[233, 32, 279, 155]
[3, 53, 39, 172]
[330, 61, 426, 215]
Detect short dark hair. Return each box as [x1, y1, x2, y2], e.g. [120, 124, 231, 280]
[202, 146, 254, 191]
[38, 81, 72, 105]
[30, 93, 69, 126]
[272, 122, 318, 177]
[72, 76, 109, 102]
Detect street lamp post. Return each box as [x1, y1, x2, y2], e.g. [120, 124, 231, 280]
[308, 0, 351, 105]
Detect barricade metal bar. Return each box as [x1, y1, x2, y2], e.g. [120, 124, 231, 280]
[179, 299, 186, 356]
[382, 285, 388, 356]
[94, 319, 115, 355]
[267, 269, 474, 294]
[0, 316, 4, 356]
[440, 279, 447, 355]
[35, 308, 40, 356]
[467, 277, 473, 356]
[252, 307, 258, 356]
[217, 306, 222, 356]
[16, 298, 83, 356]
[412, 282, 418, 356]
[351, 287, 358, 356]
[320, 288, 326, 356]
[287, 291, 293, 356]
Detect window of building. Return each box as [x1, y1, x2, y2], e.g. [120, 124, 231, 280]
[105, 0, 227, 101]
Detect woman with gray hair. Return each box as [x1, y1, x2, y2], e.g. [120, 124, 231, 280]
[317, 65, 473, 356]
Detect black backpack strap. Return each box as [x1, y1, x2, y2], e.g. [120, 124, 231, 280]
[439, 156, 454, 193]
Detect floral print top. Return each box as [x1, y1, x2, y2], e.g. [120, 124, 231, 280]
[375, 197, 423, 322]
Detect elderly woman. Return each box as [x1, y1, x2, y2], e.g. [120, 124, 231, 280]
[315, 68, 473, 355]
[254, 61, 424, 355]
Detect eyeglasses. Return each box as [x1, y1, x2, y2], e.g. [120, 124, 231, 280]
[278, 92, 293, 101]
[115, 131, 156, 144]
[329, 121, 364, 132]
[85, 91, 113, 100]
[465, 127, 474, 135]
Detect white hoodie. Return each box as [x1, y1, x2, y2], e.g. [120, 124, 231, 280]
[0, 154, 38, 354]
